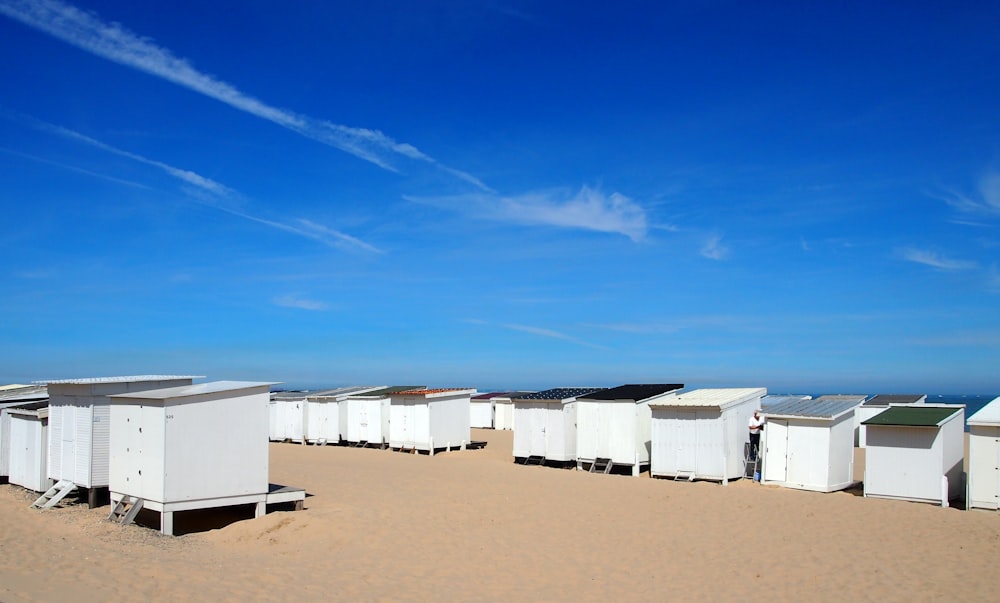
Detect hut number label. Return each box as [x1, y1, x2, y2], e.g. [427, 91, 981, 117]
[166, 414, 175, 420]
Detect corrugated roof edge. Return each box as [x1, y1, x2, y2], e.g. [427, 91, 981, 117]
[36, 375, 205, 384]
[108, 380, 279, 400]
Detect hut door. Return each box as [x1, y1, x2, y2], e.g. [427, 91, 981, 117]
[359, 404, 368, 432]
[529, 404, 546, 455]
[60, 405, 77, 483]
[675, 411, 698, 472]
[764, 420, 788, 482]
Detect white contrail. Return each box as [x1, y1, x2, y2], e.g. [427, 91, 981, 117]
[0, 0, 492, 190]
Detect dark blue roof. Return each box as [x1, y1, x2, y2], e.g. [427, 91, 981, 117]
[517, 387, 605, 400]
[580, 384, 684, 402]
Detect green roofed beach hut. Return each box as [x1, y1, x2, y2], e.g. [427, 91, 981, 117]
[862, 404, 965, 507]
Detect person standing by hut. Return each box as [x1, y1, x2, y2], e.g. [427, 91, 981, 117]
[748, 409, 765, 460]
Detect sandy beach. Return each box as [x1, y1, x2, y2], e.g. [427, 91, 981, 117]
[2, 428, 999, 602]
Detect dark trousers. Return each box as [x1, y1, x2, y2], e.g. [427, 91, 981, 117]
[749, 432, 760, 459]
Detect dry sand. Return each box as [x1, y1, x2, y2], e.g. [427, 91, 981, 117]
[2, 428, 999, 602]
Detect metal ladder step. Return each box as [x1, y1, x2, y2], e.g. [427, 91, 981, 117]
[589, 458, 613, 474]
[674, 471, 696, 482]
[108, 496, 144, 526]
[30, 480, 77, 509]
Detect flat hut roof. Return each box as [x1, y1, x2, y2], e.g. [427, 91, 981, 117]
[307, 385, 384, 399]
[108, 381, 278, 401]
[4, 401, 49, 419]
[391, 388, 477, 399]
[517, 387, 605, 402]
[579, 384, 683, 403]
[862, 394, 925, 407]
[472, 391, 509, 400]
[862, 405, 962, 428]
[0, 385, 48, 402]
[761, 394, 811, 407]
[36, 375, 203, 385]
[967, 396, 1000, 427]
[764, 395, 865, 421]
[350, 386, 426, 398]
[650, 387, 766, 410]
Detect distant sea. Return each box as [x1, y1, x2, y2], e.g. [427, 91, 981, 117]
[925, 394, 996, 431]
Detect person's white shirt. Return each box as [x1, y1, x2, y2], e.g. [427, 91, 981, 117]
[748, 413, 764, 434]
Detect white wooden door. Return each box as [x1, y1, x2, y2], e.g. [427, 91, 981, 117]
[675, 411, 698, 472]
[529, 405, 546, 456]
[60, 405, 77, 483]
[764, 419, 788, 482]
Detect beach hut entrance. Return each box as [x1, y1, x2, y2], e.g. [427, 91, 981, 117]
[764, 419, 788, 482]
[673, 410, 698, 473]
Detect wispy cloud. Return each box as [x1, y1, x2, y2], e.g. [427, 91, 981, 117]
[0, 0, 490, 190]
[700, 234, 729, 260]
[988, 265, 1000, 293]
[273, 295, 328, 311]
[0, 145, 150, 189]
[502, 323, 610, 350]
[907, 329, 1000, 347]
[405, 185, 648, 241]
[933, 168, 1000, 216]
[32, 118, 236, 197]
[897, 247, 976, 271]
[11, 113, 382, 255]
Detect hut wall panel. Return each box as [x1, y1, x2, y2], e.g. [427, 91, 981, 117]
[968, 425, 1000, 510]
[866, 426, 941, 502]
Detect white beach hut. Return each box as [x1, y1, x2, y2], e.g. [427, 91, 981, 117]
[513, 387, 604, 464]
[856, 394, 924, 447]
[649, 387, 765, 484]
[761, 395, 865, 492]
[862, 404, 965, 506]
[470, 392, 502, 429]
[388, 388, 476, 454]
[303, 385, 382, 445]
[965, 396, 1000, 511]
[4, 402, 52, 492]
[341, 386, 422, 447]
[493, 392, 533, 431]
[269, 390, 308, 443]
[1, 390, 49, 482]
[40, 375, 200, 507]
[108, 380, 304, 536]
[577, 384, 685, 476]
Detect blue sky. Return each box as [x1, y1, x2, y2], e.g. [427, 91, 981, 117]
[1, 0, 998, 393]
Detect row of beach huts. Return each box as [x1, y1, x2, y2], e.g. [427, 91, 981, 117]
[3, 378, 1000, 538]
[266, 382, 1000, 510]
[0, 377, 304, 535]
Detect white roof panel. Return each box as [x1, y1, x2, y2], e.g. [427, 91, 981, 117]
[967, 396, 1000, 426]
[650, 387, 766, 409]
[109, 381, 278, 400]
[37, 375, 203, 385]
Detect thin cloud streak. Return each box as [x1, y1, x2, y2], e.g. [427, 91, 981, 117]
[0, 145, 150, 189]
[0, 0, 491, 190]
[932, 168, 1000, 216]
[700, 234, 729, 260]
[35, 119, 236, 197]
[897, 247, 976, 271]
[405, 185, 648, 241]
[13, 113, 382, 255]
[502, 323, 610, 350]
[273, 295, 328, 311]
